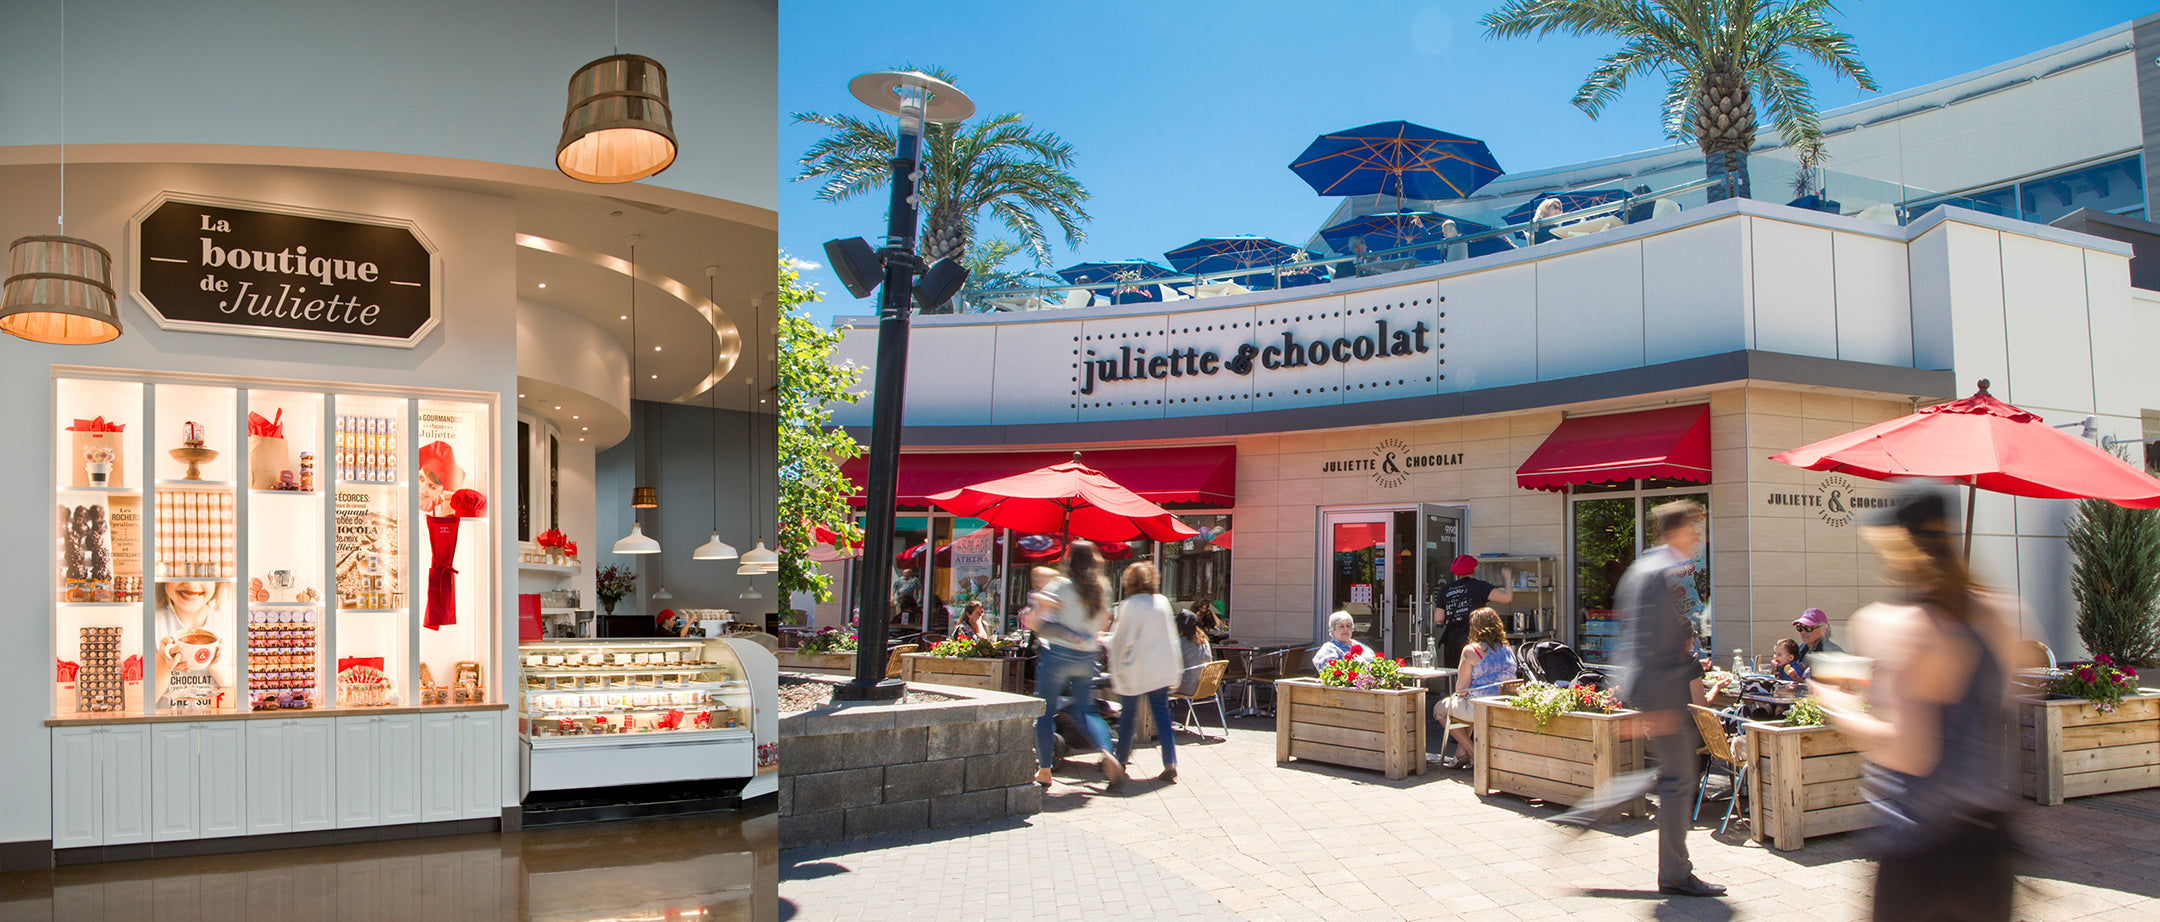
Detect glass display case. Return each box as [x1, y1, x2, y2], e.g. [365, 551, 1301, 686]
[49, 370, 497, 719]
[517, 637, 776, 795]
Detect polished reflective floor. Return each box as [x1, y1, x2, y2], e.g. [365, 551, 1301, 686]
[0, 803, 775, 922]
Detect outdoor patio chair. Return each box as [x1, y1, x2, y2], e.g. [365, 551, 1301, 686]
[1690, 705, 1748, 834]
[1652, 198, 1682, 218]
[2019, 640, 2056, 670]
[1238, 648, 1293, 716]
[1170, 660, 1231, 741]
[884, 644, 919, 679]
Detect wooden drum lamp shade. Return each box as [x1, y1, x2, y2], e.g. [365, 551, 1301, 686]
[1, 235, 120, 345]
[555, 54, 677, 184]
[632, 486, 659, 509]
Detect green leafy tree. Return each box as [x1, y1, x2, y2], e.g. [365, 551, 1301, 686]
[777, 254, 865, 604]
[792, 66, 1091, 312]
[2067, 471, 2160, 666]
[1482, 0, 1877, 202]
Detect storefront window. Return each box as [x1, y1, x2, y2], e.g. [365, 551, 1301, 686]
[1160, 515, 1231, 624]
[1568, 481, 1712, 666]
[891, 516, 930, 632]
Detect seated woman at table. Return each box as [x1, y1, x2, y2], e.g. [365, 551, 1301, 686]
[952, 600, 993, 642]
[1311, 611, 1374, 673]
[1769, 637, 1809, 685]
[1174, 610, 1213, 697]
[1435, 608, 1517, 769]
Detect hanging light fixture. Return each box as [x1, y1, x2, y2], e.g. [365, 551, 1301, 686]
[1, 2, 121, 345]
[555, 2, 675, 184]
[694, 266, 739, 561]
[738, 292, 779, 575]
[613, 235, 661, 555]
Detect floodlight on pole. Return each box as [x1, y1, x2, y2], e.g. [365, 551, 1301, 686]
[833, 71, 973, 703]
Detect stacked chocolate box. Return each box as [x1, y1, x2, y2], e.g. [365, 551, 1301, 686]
[77, 626, 122, 712]
[248, 608, 317, 709]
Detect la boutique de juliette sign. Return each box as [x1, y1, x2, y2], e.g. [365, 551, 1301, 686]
[131, 193, 441, 347]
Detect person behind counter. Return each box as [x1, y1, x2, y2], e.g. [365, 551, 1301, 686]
[1437, 554, 1514, 669]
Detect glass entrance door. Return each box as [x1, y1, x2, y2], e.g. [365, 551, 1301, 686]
[1322, 512, 1391, 658]
[1413, 505, 1463, 663]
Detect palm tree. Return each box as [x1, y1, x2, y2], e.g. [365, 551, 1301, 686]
[793, 67, 1091, 312]
[1482, 0, 1877, 202]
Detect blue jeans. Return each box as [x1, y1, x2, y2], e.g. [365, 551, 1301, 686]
[1035, 644, 1113, 769]
[1116, 688, 1176, 767]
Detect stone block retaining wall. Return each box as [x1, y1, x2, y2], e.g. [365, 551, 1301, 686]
[780, 681, 1042, 847]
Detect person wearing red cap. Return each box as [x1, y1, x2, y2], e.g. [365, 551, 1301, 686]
[1436, 554, 1512, 673]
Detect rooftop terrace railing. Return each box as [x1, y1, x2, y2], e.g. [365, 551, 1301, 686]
[949, 154, 1998, 314]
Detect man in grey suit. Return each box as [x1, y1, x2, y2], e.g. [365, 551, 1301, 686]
[1553, 500, 1725, 898]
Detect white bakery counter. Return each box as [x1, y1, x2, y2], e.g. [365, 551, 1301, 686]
[49, 704, 507, 849]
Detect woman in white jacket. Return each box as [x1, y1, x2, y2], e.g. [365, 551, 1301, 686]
[1106, 562, 1185, 783]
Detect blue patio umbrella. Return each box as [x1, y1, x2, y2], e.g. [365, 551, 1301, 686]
[1163, 236, 1314, 290]
[1503, 190, 1631, 225]
[1319, 211, 1512, 263]
[1056, 259, 1177, 305]
[1291, 121, 1505, 214]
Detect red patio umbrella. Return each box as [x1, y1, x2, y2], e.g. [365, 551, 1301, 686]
[927, 454, 1200, 544]
[1770, 381, 2160, 549]
[1210, 529, 1233, 551]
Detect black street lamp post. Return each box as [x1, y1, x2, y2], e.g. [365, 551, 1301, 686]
[827, 72, 973, 701]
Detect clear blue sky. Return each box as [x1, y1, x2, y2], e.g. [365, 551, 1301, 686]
[780, 0, 2155, 324]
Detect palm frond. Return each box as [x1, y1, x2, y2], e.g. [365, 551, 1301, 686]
[1574, 37, 1675, 118]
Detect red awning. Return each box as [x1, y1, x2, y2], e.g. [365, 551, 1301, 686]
[843, 445, 1236, 508]
[1516, 405, 1712, 492]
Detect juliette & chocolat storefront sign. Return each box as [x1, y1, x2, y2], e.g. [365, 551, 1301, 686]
[129, 192, 441, 347]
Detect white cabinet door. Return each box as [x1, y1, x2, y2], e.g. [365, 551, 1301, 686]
[288, 719, 336, 831]
[376, 715, 422, 825]
[197, 722, 246, 839]
[50, 728, 101, 849]
[244, 721, 291, 835]
[149, 724, 199, 841]
[335, 717, 379, 828]
[457, 713, 501, 820]
[418, 713, 461, 823]
[99, 725, 153, 845]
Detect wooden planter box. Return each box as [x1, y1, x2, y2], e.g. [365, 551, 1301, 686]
[1744, 720, 1869, 851]
[776, 651, 856, 674]
[1274, 678, 1427, 780]
[1472, 698, 1644, 815]
[2020, 689, 2160, 806]
[900, 653, 1026, 692]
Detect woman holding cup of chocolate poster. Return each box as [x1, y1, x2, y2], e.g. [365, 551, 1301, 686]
[155, 580, 231, 708]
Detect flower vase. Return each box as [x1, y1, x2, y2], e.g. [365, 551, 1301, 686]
[600, 599, 616, 617]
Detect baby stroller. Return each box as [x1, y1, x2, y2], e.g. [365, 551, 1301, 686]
[1522, 641, 1604, 689]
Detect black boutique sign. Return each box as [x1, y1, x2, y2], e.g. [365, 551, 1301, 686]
[131, 193, 440, 347]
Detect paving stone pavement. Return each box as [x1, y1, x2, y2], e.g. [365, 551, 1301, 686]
[780, 715, 2160, 921]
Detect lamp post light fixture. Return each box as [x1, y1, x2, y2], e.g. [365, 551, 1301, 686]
[826, 71, 973, 702]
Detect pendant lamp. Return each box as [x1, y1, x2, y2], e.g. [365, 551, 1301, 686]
[555, 4, 675, 183]
[694, 266, 739, 561]
[2, 4, 120, 345]
[614, 235, 661, 554]
[612, 521, 659, 554]
[737, 290, 780, 576]
[2, 236, 120, 344]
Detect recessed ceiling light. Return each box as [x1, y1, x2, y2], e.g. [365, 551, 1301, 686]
[518, 393, 525, 398]
[582, 427, 589, 431]
[620, 315, 628, 320]
[650, 374, 658, 379]
[537, 283, 547, 289]
[554, 405, 562, 410]
[572, 415, 579, 419]
[654, 346, 661, 351]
